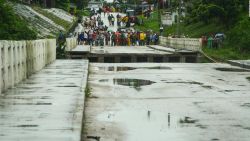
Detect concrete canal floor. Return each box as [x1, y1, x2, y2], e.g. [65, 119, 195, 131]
[0, 60, 88, 141]
[83, 63, 250, 141]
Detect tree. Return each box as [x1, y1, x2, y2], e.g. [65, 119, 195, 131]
[229, 18, 250, 51]
[0, 0, 37, 40]
[56, 0, 70, 11]
[184, 0, 248, 26]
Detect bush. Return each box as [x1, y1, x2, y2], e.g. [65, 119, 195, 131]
[229, 17, 250, 51]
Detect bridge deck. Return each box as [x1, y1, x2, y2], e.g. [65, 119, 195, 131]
[90, 46, 173, 55]
[0, 60, 88, 141]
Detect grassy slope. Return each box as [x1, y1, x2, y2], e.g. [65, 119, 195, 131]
[32, 6, 72, 31]
[165, 22, 225, 38]
[134, 11, 160, 32]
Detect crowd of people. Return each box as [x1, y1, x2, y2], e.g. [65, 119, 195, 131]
[76, 11, 159, 47]
[201, 33, 225, 48]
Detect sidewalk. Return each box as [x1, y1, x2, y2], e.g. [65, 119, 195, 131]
[0, 60, 88, 141]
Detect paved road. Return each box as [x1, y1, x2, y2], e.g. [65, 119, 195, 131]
[83, 63, 250, 141]
[0, 60, 88, 141]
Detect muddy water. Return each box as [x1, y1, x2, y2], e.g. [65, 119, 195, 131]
[84, 63, 250, 141]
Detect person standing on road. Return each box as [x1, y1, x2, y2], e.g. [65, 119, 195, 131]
[160, 25, 164, 36]
[111, 14, 115, 26]
[105, 32, 111, 46]
[146, 31, 151, 45]
[111, 32, 116, 46]
[127, 32, 131, 46]
[117, 14, 121, 27]
[207, 35, 213, 48]
[108, 14, 112, 26]
[139, 32, 145, 46]
[88, 29, 94, 46]
[84, 31, 88, 45]
[131, 32, 136, 46]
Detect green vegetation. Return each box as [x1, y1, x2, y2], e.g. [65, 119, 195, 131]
[0, 0, 37, 40]
[76, 9, 90, 18]
[134, 11, 160, 32]
[165, 22, 225, 38]
[56, 0, 70, 11]
[32, 6, 72, 31]
[85, 84, 92, 98]
[203, 47, 250, 62]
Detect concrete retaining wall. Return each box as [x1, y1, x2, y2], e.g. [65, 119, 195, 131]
[160, 36, 202, 51]
[0, 39, 56, 94]
[66, 38, 77, 51]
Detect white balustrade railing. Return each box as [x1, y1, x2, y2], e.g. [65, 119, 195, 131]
[66, 38, 77, 51]
[0, 39, 56, 93]
[160, 36, 202, 51]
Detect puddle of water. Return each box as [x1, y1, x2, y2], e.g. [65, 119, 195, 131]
[202, 85, 213, 89]
[98, 66, 172, 72]
[224, 90, 240, 92]
[195, 124, 207, 129]
[56, 85, 78, 87]
[241, 103, 250, 107]
[117, 67, 136, 71]
[86, 136, 100, 141]
[144, 66, 172, 70]
[215, 68, 250, 72]
[247, 77, 250, 82]
[15, 125, 38, 128]
[98, 66, 136, 71]
[12, 102, 52, 105]
[98, 78, 156, 89]
[99, 79, 109, 82]
[113, 79, 155, 89]
[179, 117, 198, 124]
[164, 81, 203, 85]
[232, 124, 250, 130]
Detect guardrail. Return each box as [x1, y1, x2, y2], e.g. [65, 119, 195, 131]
[66, 38, 77, 51]
[160, 36, 202, 51]
[0, 39, 56, 93]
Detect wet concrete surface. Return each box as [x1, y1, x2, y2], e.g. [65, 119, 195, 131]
[83, 63, 250, 141]
[228, 60, 250, 69]
[0, 60, 88, 141]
